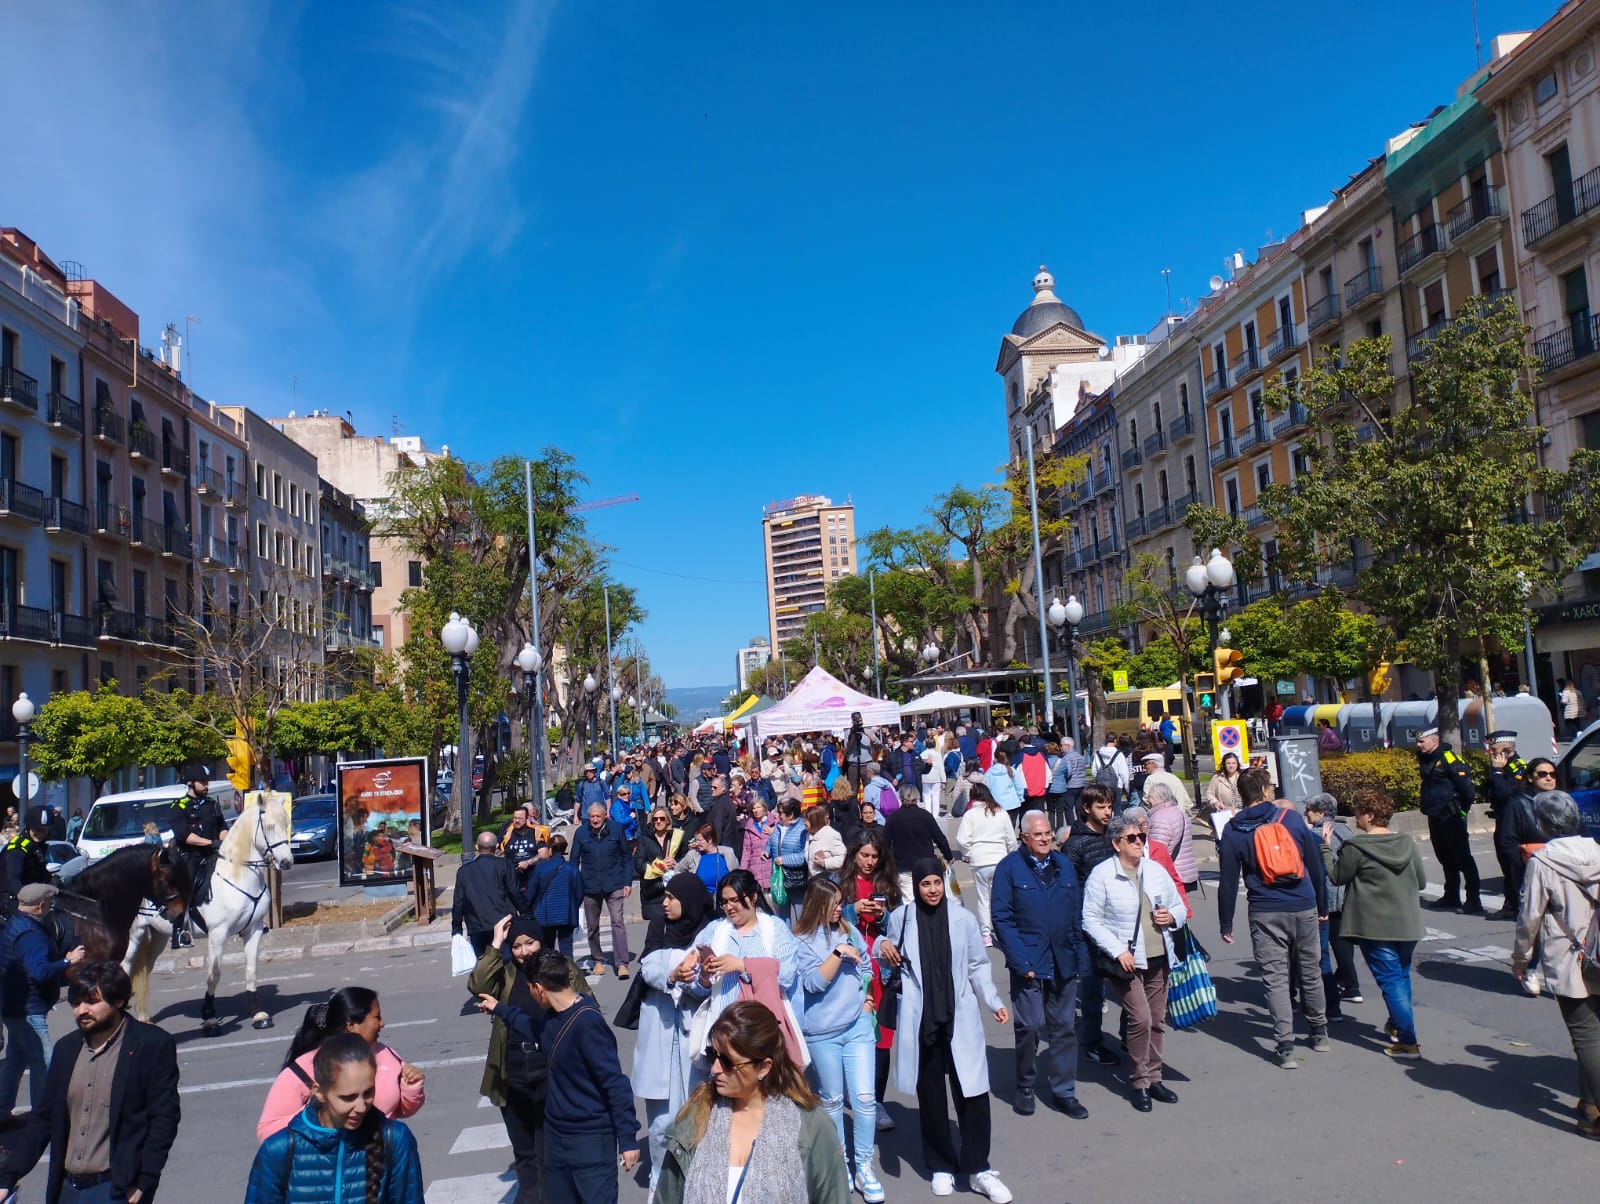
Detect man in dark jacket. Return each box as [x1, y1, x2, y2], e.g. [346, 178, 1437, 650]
[0, 811, 51, 920]
[571, 803, 634, 978]
[0, 885, 85, 1121]
[1065, 784, 1119, 1065]
[0, 961, 180, 1204]
[888, 733, 921, 794]
[991, 810, 1091, 1119]
[1415, 726, 1481, 914]
[1488, 734, 1540, 920]
[1217, 768, 1329, 1068]
[576, 764, 608, 812]
[453, 832, 521, 957]
[702, 775, 739, 853]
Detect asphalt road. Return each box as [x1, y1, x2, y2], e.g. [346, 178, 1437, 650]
[4, 826, 1594, 1203]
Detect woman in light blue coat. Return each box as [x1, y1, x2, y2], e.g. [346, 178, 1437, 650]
[633, 874, 715, 1191]
[1083, 813, 1189, 1112]
[983, 750, 1024, 823]
[875, 859, 1014, 1202]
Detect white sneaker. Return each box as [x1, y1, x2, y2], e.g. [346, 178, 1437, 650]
[972, 1170, 1014, 1203]
[1522, 968, 1543, 996]
[875, 1108, 895, 1131]
[931, 1171, 955, 1197]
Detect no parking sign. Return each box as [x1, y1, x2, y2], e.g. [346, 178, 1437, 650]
[1211, 720, 1249, 766]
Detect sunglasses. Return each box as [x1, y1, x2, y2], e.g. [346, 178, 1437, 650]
[1119, 833, 1148, 844]
[1532, 769, 1557, 778]
[704, 1045, 758, 1071]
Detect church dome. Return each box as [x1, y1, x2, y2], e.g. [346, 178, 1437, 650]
[1011, 266, 1084, 337]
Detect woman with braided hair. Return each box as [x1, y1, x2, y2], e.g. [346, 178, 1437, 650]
[246, 1032, 424, 1203]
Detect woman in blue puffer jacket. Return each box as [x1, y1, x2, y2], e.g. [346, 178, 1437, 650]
[247, 1033, 424, 1204]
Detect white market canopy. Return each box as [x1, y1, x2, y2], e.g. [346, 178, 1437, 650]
[898, 688, 995, 716]
[751, 666, 901, 737]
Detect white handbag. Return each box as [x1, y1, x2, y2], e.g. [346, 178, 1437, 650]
[450, 932, 475, 977]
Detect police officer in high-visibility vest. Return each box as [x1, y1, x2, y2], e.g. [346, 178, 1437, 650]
[1415, 725, 1482, 914]
[1486, 729, 1536, 920]
[169, 765, 228, 948]
[0, 807, 52, 918]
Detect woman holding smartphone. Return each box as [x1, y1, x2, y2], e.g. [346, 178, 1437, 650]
[839, 833, 902, 1130]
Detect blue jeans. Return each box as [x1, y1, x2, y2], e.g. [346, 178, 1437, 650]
[807, 1011, 876, 1174]
[0, 1013, 50, 1115]
[1356, 940, 1417, 1046]
[644, 1098, 672, 1191]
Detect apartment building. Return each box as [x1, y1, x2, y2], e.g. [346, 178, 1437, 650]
[218, 405, 323, 700]
[1046, 388, 1124, 639]
[762, 495, 855, 651]
[272, 413, 440, 654]
[735, 638, 771, 692]
[1478, 8, 1600, 683]
[318, 480, 376, 696]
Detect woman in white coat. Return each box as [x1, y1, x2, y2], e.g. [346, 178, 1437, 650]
[1083, 813, 1190, 1113]
[633, 873, 715, 1192]
[920, 734, 947, 816]
[876, 858, 1015, 1203]
[955, 783, 1017, 946]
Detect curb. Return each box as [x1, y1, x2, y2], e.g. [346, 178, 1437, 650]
[153, 920, 454, 972]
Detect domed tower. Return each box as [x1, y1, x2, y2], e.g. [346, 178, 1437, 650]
[996, 265, 1107, 462]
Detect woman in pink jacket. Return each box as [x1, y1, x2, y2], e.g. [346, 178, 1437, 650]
[256, 985, 426, 1140]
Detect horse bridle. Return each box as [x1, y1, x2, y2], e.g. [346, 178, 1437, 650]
[215, 807, 290, 910]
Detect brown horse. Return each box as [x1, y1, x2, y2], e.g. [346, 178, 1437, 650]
[55, 844, 193, 965]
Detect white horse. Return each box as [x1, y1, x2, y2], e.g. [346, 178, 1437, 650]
[124, 796, 294, 1030]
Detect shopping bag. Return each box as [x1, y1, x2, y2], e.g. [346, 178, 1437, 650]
[1166, 945, 1218, 1030]
[450, 932, 475, 977]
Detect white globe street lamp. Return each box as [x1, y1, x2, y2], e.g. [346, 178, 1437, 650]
[1046, 596, 1087, 744]
[440, 614, 480, 826]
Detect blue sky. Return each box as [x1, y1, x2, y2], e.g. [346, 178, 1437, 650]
[7, 1, 1559, 688]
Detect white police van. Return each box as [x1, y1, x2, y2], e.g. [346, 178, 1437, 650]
[75, 781, 241, 861]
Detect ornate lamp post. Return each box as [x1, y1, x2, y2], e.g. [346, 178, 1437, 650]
[12, 692, 36, 812]
[515, 641, 544, 817]
[1186, 548, 1236, 718]
[441, 613, 479, 829]
[1047, 595, 1085, 745]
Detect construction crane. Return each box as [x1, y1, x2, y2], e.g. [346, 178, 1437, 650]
[568, 491, 639, 514]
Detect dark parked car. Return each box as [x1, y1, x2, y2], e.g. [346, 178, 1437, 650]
[288, 794, 338, 861]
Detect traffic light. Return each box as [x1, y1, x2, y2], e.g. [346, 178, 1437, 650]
[227, 720, 254, 791]
[1215, 647, 1245, 689]
[1195, 673, 1216, 710]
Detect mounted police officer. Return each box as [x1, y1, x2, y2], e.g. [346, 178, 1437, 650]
[1415, 725, 1482, 915]
[169, 764, 228, 949]
[0, 807, 52, 918]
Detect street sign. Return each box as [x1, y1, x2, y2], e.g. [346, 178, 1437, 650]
[1276, 679, 1296, 696]
[1112, 670, 1129, 692]
[1271, 734, 1323, 802]
[11, 771, 40, 801]
[1211, 720, 1249, 765]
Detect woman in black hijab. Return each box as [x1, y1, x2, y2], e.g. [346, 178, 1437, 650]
[876, 858, 1012, 1199]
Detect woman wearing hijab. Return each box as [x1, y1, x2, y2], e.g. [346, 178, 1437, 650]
[875, 859, 1014, 1203]
[635, 874, 717, 1193]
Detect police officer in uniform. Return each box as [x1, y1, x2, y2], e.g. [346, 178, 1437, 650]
[1415, 725, 1482, 914]
[0, 808, 52, 918]
[169, 765, 228, 948]
[1486, 730, 1538, 920]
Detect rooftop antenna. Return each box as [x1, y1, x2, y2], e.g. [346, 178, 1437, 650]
[1162, 268, 1173, 317]
[185, 314, 200, 388]
[1472, 0, 1483, 67]
[292, 375, 298, 406]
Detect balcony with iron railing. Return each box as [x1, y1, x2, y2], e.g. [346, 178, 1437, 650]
[1232, 347, 1262, 383]
[93, 403, 124, 445]
[1203, 369, 1228, 399]
[0, 367, 39, 413]
[1123, 515, 1146, 541]
[94, 502, 130, 540]
[1143, 430, 1167, 459]
[1120, 446, 1142, 470]
[128, 422, 156, 461]
[1345, 266, 1383, 310]
[195, 466, 224, 497]
[1396, 224, 1447, 275]
[1264, 323, 1298, 362]
[135, 351, 183, 405]
[1533, 312, 1600, 375]
[1168, 490, 1198, 521]
[130, 516, 164, 550]
[1167, 412, 1194, 442]
[1307, 293, 1339, 331]
[46, 391, 83, 433]
[1094, 468, 1114, 492]
[198, 536, 228, 565]
[1209, 438, 1238, 467]
[1272, 401, 1309, 437]
[53, 612, 94, 647]
[0, 479, 45, 524]
[1445, 187, 1506, 242]
[1235, 423, 1267, 455]
[1406, 316, 1452, 362]
[1146, 504, 1172, 531]
[225, 542, 247, 573]
[44, 497, 89, 535]
[0, 602, 52, 643]
[161, 441, 189, 478]
[224, 477, 246, 508]
[1078, 609, 1114, 635]
[1522, 164, 1600, 248]
[1244, 506, 1272, 530]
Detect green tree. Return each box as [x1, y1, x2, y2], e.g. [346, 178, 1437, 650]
[1261, 295, 1600, 744]
[141, 689, 230, 769]
[29, 687, 147, 796]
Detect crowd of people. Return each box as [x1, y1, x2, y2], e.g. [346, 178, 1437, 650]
[0, 712, 1592, 1202]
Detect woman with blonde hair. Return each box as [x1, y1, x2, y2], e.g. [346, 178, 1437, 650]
[654, 1001, 850, 1204]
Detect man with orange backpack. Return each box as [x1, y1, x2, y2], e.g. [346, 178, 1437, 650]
[1216, 768, 1330, 1069]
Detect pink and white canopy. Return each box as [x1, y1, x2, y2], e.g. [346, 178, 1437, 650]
[749, 666, 901, 737]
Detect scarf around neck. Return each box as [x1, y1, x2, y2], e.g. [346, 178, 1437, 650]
[680, 1093, 807, 1204]
[911, 857, 955, 1040]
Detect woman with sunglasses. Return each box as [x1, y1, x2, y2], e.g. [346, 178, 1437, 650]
[1082, 814, 1189, 1112]
[655, 1001, 850, 1204]
[692, 869, 806, 1068]
[637, 806, 688, 922]
[1493, 756, 1551, 925]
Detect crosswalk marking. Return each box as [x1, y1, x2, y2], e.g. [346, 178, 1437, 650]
[424, 1172, 517, 1203]
[448, 1123, 511, 1155]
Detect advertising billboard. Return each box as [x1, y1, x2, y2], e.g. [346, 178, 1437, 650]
[336, 757, 429, 888]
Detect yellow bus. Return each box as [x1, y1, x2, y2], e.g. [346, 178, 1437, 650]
[1101, 687, 1186, 743]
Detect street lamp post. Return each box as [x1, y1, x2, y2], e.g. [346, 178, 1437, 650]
[515, 642, 543, 818]
[12, 692, 35, 813]
[583, 672, 598, 758]
[1186, 548, 1236, 719]
[1047, 595, 1085, 746]
[1025, 427, 1055, 732]
[1518, 570, 1538, 693]
[602, 584, 619, 763]
[441, 613, 479, 831]
[869, 569, 881, 697]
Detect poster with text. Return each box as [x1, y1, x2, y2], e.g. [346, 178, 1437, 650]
[336, 757, 429, 887]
